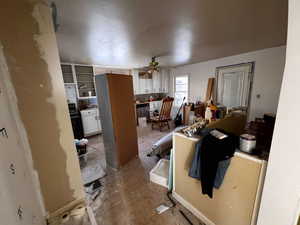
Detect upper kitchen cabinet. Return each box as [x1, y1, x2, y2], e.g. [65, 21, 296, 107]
[160, 69, 169, 93]
[61, 64, 75, 83]
[152, 71, 161, 93]
[132, 69, 169, 94]
[138, 70, 153, 94]
[74, 65, 96, 98]
[94, 67, 131, 75]
[132, 69, 139, 94]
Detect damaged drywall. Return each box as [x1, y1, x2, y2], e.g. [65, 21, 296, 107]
[0, 46, 45, 224]
[0, 0, 85, 215]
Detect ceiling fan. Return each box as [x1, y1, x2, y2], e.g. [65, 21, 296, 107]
[139, 57, 160, 78]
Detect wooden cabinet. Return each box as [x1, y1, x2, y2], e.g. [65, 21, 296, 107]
[95, 74, 138, 169]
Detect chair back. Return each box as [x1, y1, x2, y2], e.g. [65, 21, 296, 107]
[158, 97, 174, 121]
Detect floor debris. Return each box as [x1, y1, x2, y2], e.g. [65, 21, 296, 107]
[156, 204, 170, 214]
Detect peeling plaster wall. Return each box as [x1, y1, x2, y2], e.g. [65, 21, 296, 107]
[0, 0, 84, 214]
[0, 48, 46, 225]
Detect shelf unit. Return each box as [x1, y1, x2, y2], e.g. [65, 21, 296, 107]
[61, 63, 96, 99]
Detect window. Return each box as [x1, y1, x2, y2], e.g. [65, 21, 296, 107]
[174, 76, 188, 107]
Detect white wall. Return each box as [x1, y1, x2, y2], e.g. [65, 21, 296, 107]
[169, 46, 286, 120]
[257, 1, 300, 224]
[0, 49, 45, 224]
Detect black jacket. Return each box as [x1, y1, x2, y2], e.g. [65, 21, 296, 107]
[200, 130, 237, 198]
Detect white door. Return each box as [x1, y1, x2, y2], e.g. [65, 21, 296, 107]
[222, 72, 244, 107]
[0, 63, 45, 224]
[216, 62, 253, 109]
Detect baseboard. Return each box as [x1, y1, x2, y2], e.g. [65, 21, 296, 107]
[172, 192, 216, 225]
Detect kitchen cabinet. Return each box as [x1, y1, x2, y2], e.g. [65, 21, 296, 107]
[61, 64, 75, 83]
[139, 76, 152, 94]
[74, 65, 96, 98]
[132, 69, 139, 94]
[61, 64, 96, 99]
[160, 69, 170, 93]
[133, 69, 169, 94]
[152, 71, 160, 93]
[64, 83, 77, 104]
[80, 108, 102, 137]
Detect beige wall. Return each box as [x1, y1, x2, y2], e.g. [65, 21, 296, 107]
[173, 133, 266, 225]
[0, 0, 84, 214]
[257, 0, 300, 224]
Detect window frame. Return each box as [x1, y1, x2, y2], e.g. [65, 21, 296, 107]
[173, 74, 189, 107]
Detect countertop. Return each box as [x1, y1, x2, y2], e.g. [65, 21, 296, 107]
[174, 132, 268, 162]
[135, 99, 163, 105]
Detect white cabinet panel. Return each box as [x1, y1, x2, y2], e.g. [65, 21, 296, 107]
[152, 71, 160, 93]
[133, 69, 169, 94]
[81, 109, 101, 137]
[132, 69, 139, 94]
[64, 83, 77, 104]
[161, 69, 170, 93]
[139, 77, 146, 94]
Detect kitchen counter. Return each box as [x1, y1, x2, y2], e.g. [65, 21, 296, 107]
[135, 99, 163, 105]
[176, 132, 267, 161]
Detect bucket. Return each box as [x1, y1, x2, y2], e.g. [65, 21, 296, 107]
[239, 134, 256, 153]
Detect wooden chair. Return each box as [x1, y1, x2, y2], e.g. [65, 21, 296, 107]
[150, 96, 174, 131]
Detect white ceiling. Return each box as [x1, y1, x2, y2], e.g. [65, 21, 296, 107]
[53, 0, 288, 68]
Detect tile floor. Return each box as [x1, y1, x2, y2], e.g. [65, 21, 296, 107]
[81, 124, 204, 225]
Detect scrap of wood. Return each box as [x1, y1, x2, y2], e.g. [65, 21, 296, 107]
[205, 78, 215, 102]
[87, 206, 98, 225]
